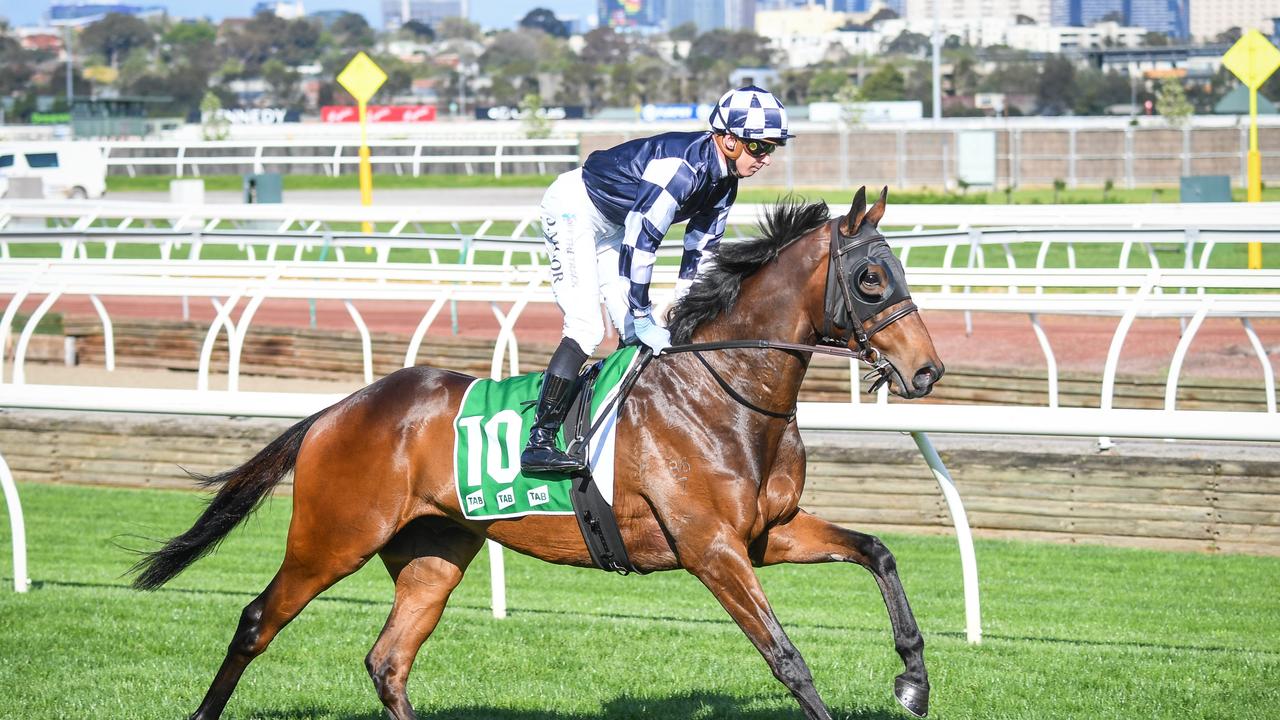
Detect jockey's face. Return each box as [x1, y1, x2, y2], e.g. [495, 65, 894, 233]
[731, 136, 776, 178]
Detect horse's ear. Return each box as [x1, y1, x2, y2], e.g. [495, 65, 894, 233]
[864, 186, 889, 228]
[841, 186, 868, 235]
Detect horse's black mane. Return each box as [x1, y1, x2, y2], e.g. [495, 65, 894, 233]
[667, 199, 830, 344]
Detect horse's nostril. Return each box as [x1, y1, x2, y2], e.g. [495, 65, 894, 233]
[913, 366, 937, 391]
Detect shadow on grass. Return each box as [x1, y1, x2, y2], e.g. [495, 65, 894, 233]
[251, 692, 902, 720]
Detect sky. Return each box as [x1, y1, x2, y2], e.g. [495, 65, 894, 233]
[1, 0, 597, 30]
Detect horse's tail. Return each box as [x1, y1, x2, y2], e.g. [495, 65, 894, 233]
[130, 410, 325, 591]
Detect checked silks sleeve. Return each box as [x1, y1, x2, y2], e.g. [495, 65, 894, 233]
[675, 184, 735, 302]
[617, 156, 699, 317]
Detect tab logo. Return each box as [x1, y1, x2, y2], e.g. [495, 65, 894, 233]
[465, 490, 485, 511]
[496, 487, 515, 510]
[526, 485, 550, 507]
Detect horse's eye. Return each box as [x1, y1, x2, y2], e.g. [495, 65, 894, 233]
[861, 271, 881, 288]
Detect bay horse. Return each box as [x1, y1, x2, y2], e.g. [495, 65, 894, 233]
[132, 186, 944, 720]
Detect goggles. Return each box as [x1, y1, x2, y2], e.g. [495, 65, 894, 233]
[740, 138, 779, 158]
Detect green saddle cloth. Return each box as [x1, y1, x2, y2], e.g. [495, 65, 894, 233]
[452, 345, 640, 519]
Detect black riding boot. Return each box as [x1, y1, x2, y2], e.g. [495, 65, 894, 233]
[520, 339, 589, 474]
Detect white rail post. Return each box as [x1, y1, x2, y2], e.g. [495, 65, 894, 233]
[910, 432, 980, 644]
[0, 453, 30, 592]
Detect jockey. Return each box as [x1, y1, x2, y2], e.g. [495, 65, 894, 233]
[521, 85, 794, 475]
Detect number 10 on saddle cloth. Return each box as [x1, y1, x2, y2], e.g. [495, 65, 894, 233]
[452, 346, 641, 519]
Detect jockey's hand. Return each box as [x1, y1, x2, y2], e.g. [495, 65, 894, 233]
[632, 313, 671, 355]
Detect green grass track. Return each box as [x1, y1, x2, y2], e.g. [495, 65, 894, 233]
[1, 482, 1277, 718]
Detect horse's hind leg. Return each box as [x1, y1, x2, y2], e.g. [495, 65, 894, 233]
[189, 547, 368, 720]
[684, 536, 833, 720]
[366, 519, 484, 720]
[753, 510, 929, 717]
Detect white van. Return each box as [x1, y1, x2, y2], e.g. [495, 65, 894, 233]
[0, 143, 108, 199]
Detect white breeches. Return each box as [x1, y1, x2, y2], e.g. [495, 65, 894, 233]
[539, 169, 631, 355]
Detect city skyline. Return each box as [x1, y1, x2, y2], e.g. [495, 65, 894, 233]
[0, 0, 596, 29]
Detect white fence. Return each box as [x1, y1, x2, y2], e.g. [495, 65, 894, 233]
[6, 199, 1280, 233]
[1, 258, 1277, 646]
[97, 139, 580, 179]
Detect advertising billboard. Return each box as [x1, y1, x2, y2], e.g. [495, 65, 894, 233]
[320, 105, 437, 123]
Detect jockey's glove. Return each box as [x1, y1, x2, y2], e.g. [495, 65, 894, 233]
[632, 313, 671, 355]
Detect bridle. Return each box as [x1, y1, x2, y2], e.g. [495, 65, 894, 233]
[817, 217, 919, 394]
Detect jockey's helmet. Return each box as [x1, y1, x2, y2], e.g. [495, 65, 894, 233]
[708, 86, 794, 145]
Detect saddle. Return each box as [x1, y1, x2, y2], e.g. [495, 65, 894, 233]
[562, 358, 644, 575]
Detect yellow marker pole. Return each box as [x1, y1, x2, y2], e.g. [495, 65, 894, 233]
[1247, 87, 1262, 268]
[358, 99, 374, 236]
[337, 51, 386, 240]
[1221, 30, 1279, 270]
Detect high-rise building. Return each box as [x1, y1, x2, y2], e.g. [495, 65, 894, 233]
[1051, 0, 1122, 25]
[666, 0, 757, 30]
[381, 0, 466, 30]
[909, 0, 1050, 25]
[1127, 0, 1188, 39]
[47, 2, 167, 23]
[1052, 0, 1189, 38]
[1189, 0, 1280, 41]
[600, 0, 660, 27]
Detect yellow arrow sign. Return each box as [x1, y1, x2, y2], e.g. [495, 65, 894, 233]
[337, 51, 387, 104]
[336, 52, 387, 235]
[1222, 29, 1280, 91]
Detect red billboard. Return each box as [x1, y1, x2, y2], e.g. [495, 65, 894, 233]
[320, 105, 437, 123]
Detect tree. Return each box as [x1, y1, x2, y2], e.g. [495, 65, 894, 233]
[437, 16, 481, 41]
[261, 58, 301, 105]
[834, 83, 864, 126]
[200, 91, 229, 140]
[580, 26, 629, 65]
[669, 22, 698, 42]
[163, 20, 218, 74]
[401, 20, 434, 40]
[883, 30, 929, 57]
[520, 93, 552, 138]
[978, 61, 1042, 95]
[330, 12, 373, 49]
[1037, 55, 1077, 114]
[80, 13, 154, 66]
[1073, 68, 1131, 115]
[1215, 27, 1242, 45]
[860, 64, 905, 101]
[866, 8, 899, 23]
[1142, 31, 1170, 47]
[807, 68, 849, 100]
[1156, 78, 1193, 127]
[519, 8, 568, 38]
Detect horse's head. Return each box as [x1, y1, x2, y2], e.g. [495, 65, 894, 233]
[814, 186, 944, 399]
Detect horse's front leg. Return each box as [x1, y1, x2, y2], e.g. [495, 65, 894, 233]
[683, 532, 833, 720]
[753, 510, 929, 717]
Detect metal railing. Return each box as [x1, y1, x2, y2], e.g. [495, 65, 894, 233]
[6, 199, 1280, 233]
[98, 138, 580, 179]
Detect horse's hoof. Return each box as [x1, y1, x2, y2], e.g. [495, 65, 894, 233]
[894, 676, 929, 718]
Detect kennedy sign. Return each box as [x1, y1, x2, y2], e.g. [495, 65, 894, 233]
[201, 108, 300, 125]
[320, 105, 437, 123]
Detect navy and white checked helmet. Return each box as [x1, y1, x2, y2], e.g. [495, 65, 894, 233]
[708, 86, 794, 144]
